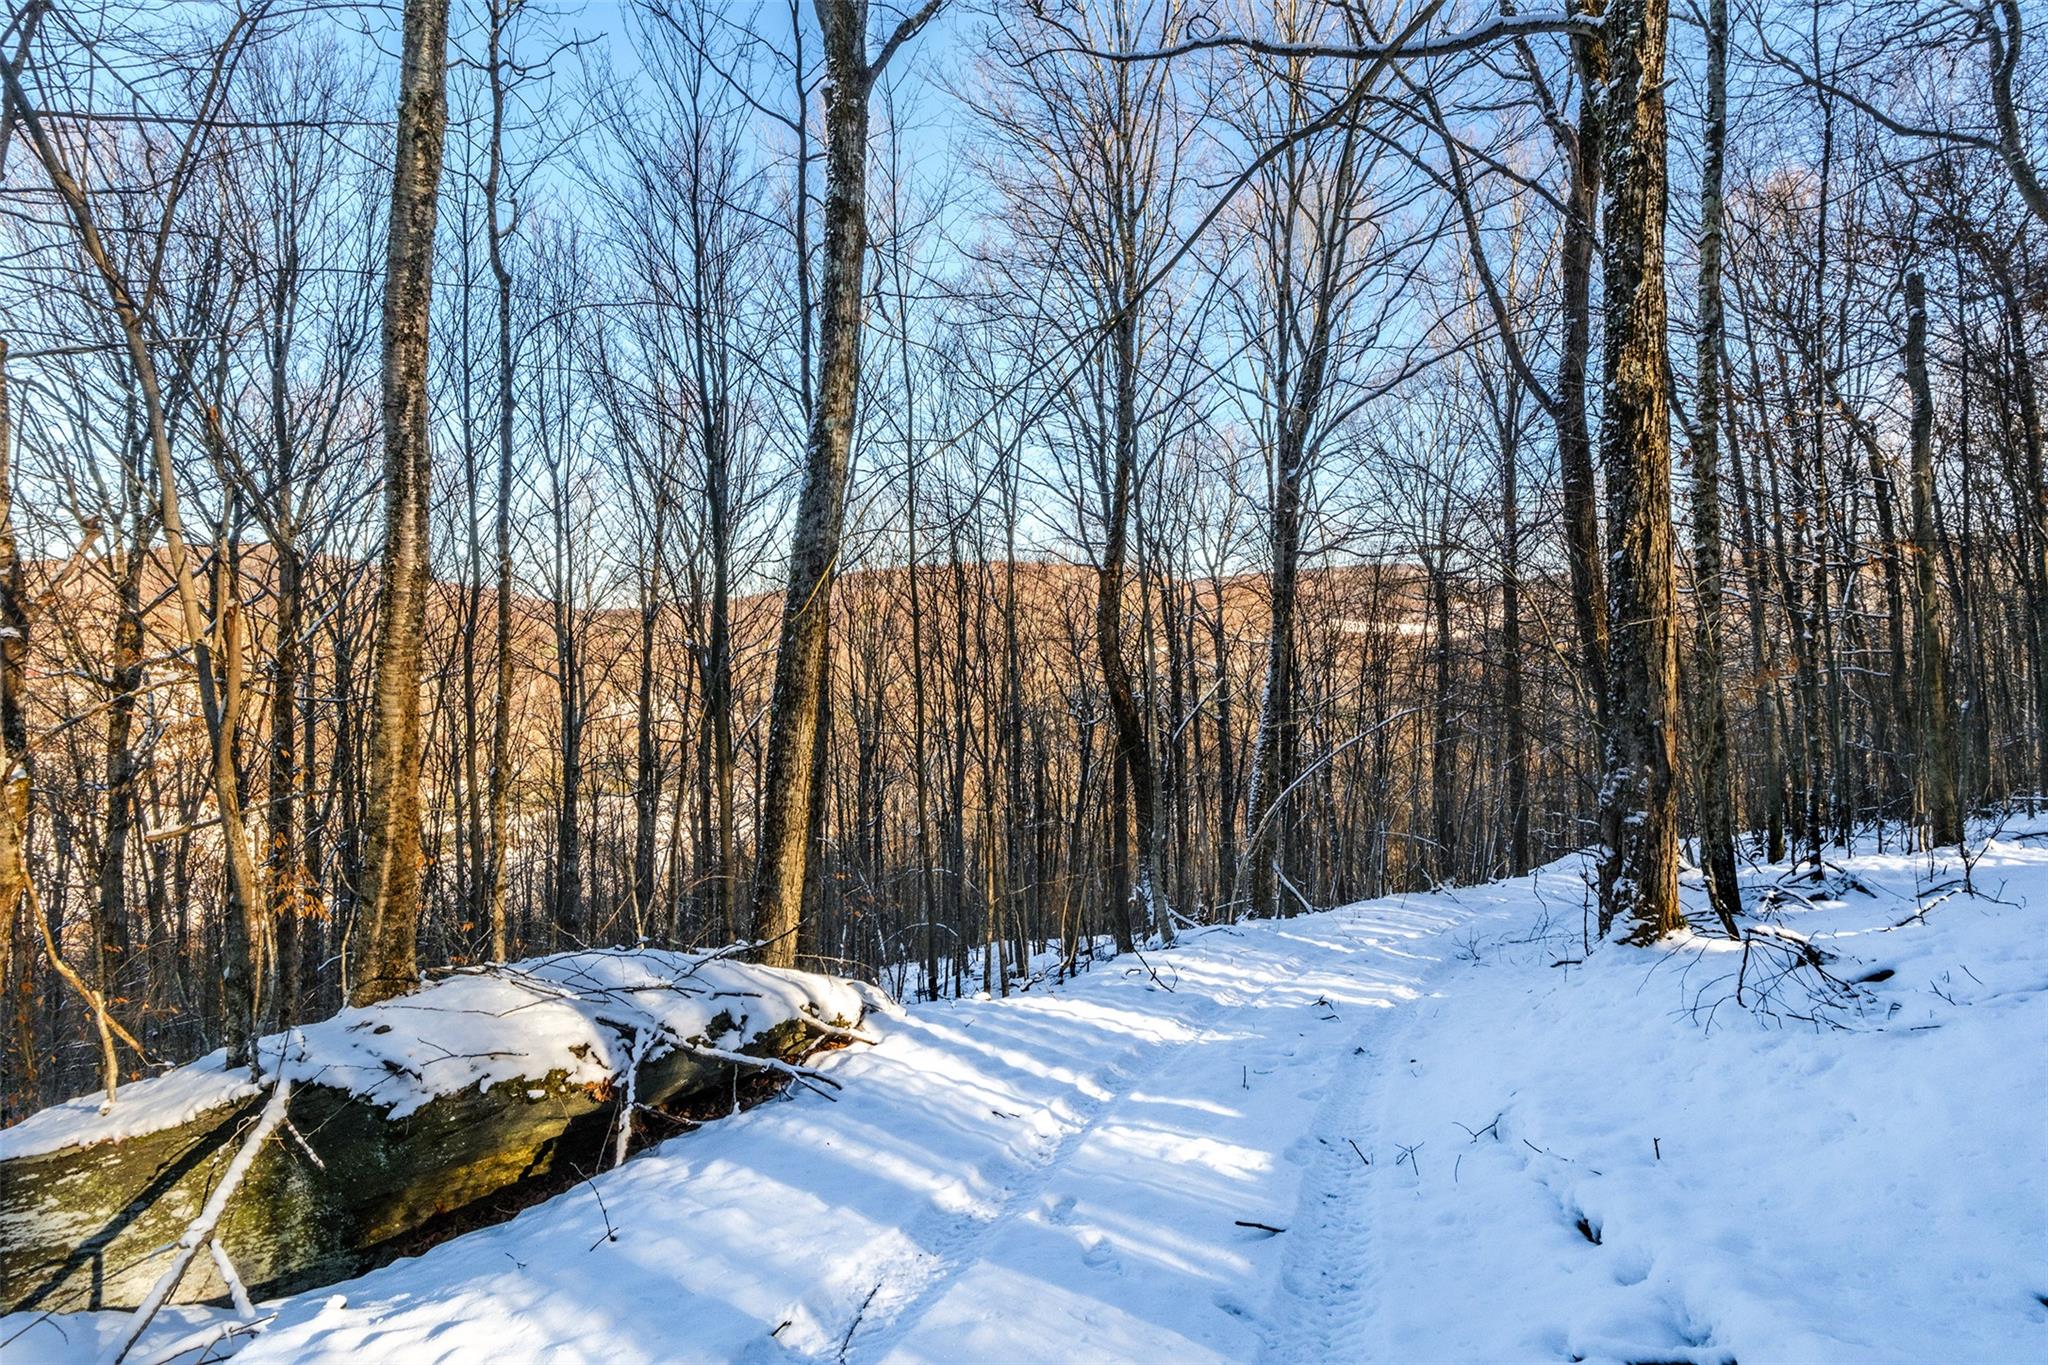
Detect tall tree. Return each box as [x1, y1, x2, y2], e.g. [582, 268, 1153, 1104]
[1905, 270, 1961, 845]
[353, 0, 455, 1004]
[3, 1, 272, 1063]
[0, 340, 25, 992]
[750, 0, 945, 968]
[1239, 2, 1372, 920]
[1595, 0, 1683, 940]
[482, 0, 525, 964]
[1687, 0, 1741, 936]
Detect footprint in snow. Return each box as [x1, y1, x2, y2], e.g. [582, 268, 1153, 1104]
[1611, 1249, 1652, 1287]
[1211, 1292, 1256, 1321]
[1081, 1234, 1121, 1270]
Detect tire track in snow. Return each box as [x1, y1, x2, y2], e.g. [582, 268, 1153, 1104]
[1253, 910, 1464, 1365]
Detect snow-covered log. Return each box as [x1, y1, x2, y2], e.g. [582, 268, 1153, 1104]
[0, 948, 876, 1315]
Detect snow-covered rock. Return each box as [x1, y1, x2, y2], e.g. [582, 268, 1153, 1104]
[0, 948, 874, 1316]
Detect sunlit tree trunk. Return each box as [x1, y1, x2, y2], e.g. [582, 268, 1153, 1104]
[1688, 0, 1741, 936]
[1596, 0, 1683, 941]
[354, 0, 453, 1004]
[752, 0, 945, 966]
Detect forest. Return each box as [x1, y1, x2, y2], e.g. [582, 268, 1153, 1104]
[0, 0, 2042, 1129]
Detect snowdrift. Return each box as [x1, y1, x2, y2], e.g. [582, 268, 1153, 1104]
[0, 948, 877, 1315]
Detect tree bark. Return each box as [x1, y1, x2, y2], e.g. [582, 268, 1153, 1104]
[750, 0, 944, 966]
[1688, 0, 1741, 937]
[1098, 303, 1174, 945]
[0, 341, 25, 995]
[1905, 271, 1961, 846]
[483, 0, 519, 966]
[1246, 417, 1304, 918]
[749, 4, 869, 968]
[1560, 1, 1611, 736]
[354, 0, 453, 1005]
[1596, 0, 1683, 941]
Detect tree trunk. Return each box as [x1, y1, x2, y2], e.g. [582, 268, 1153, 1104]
[751, 1, 877, 966]
[1560, 5, 1611, 738]
[0, 343, 25, 994]
[1906, 272, 1961, 845]
[483, 0, 518, 965]
[1499, 388, 1531, 876]
[1098, 303, 1173, 945]
[354, 0, 453, 1005]
[1688, 0, 1741, 937]
[268, 541, 303, 1024]
[1428, 550, 1457, 885]
[1246, 412, 1303, 919]
[1596, 0, 1683, 942]
[633, 568, 661, 934]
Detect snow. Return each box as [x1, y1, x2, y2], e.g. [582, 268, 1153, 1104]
[0, 1054, 265, 1163]
[5, 822, 2044, 1363]
[0, 948, 872, 1161]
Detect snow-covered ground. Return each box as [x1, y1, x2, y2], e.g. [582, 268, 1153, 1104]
[7, 818, 2045, 1363]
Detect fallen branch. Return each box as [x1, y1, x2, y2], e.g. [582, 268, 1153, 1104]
[206, 1239, 255, 1321]
[839, 1282, 881, 1363]
[799, 1015, 879, 1046]
[611, 1029, 653, 1169]
[1125, 946, 1177, 993]
[109, 1077, 293, 1363]
[678, 1041, 845, 1096]
[132, 1314, 275, 1365]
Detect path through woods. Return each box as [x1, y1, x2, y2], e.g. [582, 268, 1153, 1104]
[7, 823, 2044, 1363]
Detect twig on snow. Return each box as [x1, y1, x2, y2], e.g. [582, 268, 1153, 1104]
[838, 1282, 882, 1362]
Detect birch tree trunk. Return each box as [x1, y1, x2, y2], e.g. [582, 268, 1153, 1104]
[354, 0, 453, 1004]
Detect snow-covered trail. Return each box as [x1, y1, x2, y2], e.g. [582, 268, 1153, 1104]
[10, 892, 1476, 1364]
[10, 823, 2044, 1364]
[842, 902, 1472, 1364]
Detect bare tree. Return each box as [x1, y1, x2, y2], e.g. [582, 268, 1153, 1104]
[1595, 0, 1683, 940]
[750, 0, 945, 968]
[354, 0, 455, 1004]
